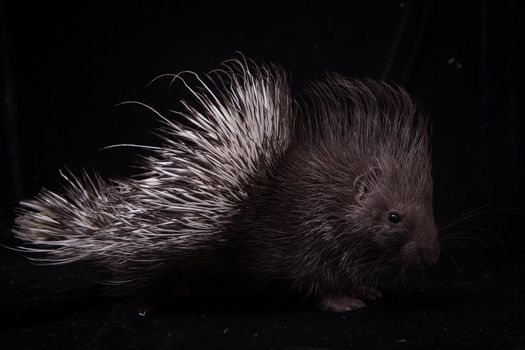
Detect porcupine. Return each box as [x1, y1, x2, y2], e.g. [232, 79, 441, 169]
[13, 58, 440, 312]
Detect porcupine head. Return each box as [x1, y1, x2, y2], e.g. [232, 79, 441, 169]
[13, 59, 439, 312]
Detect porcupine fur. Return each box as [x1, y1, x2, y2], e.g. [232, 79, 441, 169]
[13, 58, 440, 310]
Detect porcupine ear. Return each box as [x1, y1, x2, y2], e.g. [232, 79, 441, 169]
[354, 167, 381, 204]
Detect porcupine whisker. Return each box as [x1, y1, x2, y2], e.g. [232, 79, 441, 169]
[440, 209, 507, 251]
[440, 248, 465, 276]
[440, 206, 522, 230]
[444, 226, 502, 243]
[439, 236, 472, 257]
[440, 207, 491, 230]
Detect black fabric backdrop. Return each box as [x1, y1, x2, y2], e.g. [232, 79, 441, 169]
[1, 1, 524, 349]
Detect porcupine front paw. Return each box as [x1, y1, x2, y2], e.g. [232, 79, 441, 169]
[318, 287, 382, 312]
[352, 286, 383, 302]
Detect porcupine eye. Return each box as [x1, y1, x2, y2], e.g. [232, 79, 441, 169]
[387, 211, 401, 224]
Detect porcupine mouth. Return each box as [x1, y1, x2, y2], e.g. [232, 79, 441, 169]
[367, 238, 428, 282]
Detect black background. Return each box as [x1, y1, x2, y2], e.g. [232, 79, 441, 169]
[1, 1, 524, 349]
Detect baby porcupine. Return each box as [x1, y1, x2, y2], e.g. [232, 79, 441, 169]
[13, 58, 440, 312]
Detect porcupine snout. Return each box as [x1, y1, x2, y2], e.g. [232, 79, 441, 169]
[401, 225, 440, 268]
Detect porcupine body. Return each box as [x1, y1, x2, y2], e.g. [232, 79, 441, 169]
[14, 59, 440, 311]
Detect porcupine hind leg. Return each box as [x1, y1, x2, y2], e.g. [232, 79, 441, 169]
[318, 287, 383, 312]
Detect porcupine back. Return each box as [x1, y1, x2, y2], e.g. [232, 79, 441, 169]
[13, 59, 295, 291]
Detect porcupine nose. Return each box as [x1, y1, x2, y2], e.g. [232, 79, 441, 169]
[404, 231, 440, 268]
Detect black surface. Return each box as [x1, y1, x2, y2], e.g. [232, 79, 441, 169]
[1, 1, 524, 349]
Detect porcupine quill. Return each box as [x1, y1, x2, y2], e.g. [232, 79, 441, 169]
[13, 58, 439, 312]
